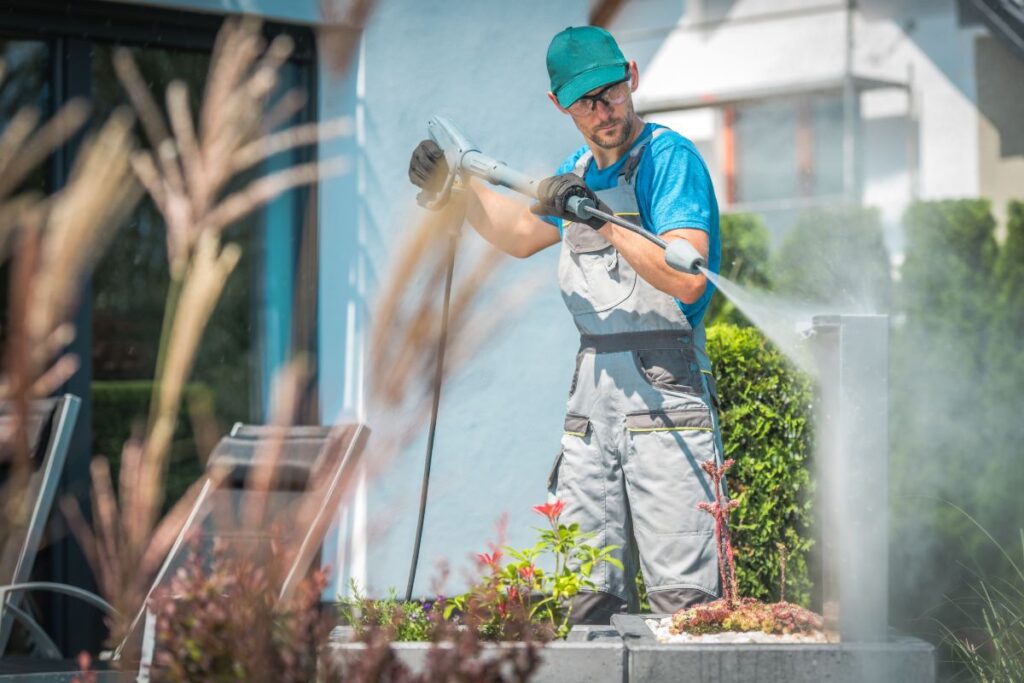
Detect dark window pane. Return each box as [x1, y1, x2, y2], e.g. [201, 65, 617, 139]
[0, 39, 50, 354]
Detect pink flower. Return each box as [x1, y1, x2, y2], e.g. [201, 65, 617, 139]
[532, 500, 566, 524]
[518, 564, 536, 580]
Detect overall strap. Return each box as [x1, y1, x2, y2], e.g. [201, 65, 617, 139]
[571, 150, 593, 177]
[570, 126, 668, 185]
[620, 126, 668, 185]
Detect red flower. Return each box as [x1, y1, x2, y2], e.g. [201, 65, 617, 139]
[532, 500, 566, 524]
[518, 564, 536, 580]
[476, 550, 502, 568]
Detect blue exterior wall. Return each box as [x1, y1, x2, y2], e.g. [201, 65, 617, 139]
[319, 0, 588, 597]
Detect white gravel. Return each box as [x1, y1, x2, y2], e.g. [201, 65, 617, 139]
[645, 617, 827, 644]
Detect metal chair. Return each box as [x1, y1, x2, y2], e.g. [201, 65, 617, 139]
[114, 421, 369, 675]
[0, 395, 94, 659]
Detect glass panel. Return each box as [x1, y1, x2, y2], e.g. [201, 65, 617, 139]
[734, 99, 799, 203]
[88, 44, 305, 507]
[0, 39, 50, 354]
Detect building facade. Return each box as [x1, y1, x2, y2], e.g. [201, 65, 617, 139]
[608, 0, 1024, 254]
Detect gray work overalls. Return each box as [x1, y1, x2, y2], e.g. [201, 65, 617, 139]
[548, 130, 725, 621]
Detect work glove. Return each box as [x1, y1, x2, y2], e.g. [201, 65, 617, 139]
[408, 139, 449, 192]
[530, 173, 611, 230]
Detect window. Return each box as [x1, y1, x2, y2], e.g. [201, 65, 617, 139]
[0, 1, 317, 652]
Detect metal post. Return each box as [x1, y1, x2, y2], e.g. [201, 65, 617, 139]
[811, 314, 889, 642]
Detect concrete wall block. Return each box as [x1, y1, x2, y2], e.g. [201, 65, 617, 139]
[328, 630, 626, 683]
[612, 614, 935, 683]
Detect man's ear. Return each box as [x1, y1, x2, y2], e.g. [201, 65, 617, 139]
[628, 61, 639, 92]
[548, 91, 570, 114]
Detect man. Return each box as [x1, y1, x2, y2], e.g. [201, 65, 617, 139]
[408, 25, 724, 624]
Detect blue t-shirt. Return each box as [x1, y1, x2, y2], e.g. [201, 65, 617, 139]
[542, 122, 720, 328]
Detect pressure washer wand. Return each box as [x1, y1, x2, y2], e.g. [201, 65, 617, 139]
[419, 115, 707, 274]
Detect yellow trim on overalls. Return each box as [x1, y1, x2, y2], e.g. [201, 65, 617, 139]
[564, 430, 587, 438]
[627, 426, 714, 433]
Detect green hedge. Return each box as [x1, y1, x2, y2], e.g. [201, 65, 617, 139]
[707, 323, 814, 605]
[889, 199, 1024, 668]
[92, 380, 212, 510]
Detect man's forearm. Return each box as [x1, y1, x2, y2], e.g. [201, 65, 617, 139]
[597, 223, 708, 304]
[464, 180, 560, 258]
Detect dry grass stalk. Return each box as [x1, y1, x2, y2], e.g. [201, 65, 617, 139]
[113, 18, 350, 275]
[368, 188, 535, 419]
[142, 233, 241, 521]
[0, 81, 141, 561]
[58, 18, 353, 650]
[318, 0, 376, 75]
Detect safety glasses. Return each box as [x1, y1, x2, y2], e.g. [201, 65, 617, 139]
[566, 78, 630, 116]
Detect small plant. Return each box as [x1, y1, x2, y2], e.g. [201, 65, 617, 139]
[446, 499, 622, 639]
[671, 597, 823, 637]
[697, 459, 740, 607]
[148, 544, 332, 683]
[337, 584, 445, 643]
[669, 459, 823, 638]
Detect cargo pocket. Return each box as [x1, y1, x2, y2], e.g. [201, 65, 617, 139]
[625, 407, 716, 535]
[633, 347, 703, 397]
[625, 407, 713, 434]
[563, 413, 591, 438]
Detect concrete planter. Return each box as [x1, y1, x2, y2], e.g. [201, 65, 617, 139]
[611, 614, 935, 683]
[328, 625, 626, 683]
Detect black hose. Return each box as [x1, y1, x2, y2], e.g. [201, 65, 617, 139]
[405, 230, 458, 602]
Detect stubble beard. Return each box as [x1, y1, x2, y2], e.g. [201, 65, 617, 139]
[588, 99, 637, 150]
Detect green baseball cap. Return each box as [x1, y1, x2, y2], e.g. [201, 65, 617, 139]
[546, 26, 628, 109]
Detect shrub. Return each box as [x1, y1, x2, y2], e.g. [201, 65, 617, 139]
[890, 199, 1024, 675]
[150, 547, 331, 683]
[337, 587, 442, 643]
[772, 204, 891, 311]
[706, 323, 814, 605]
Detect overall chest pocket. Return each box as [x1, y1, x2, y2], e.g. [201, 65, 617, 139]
[559, 223, 637, 314]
